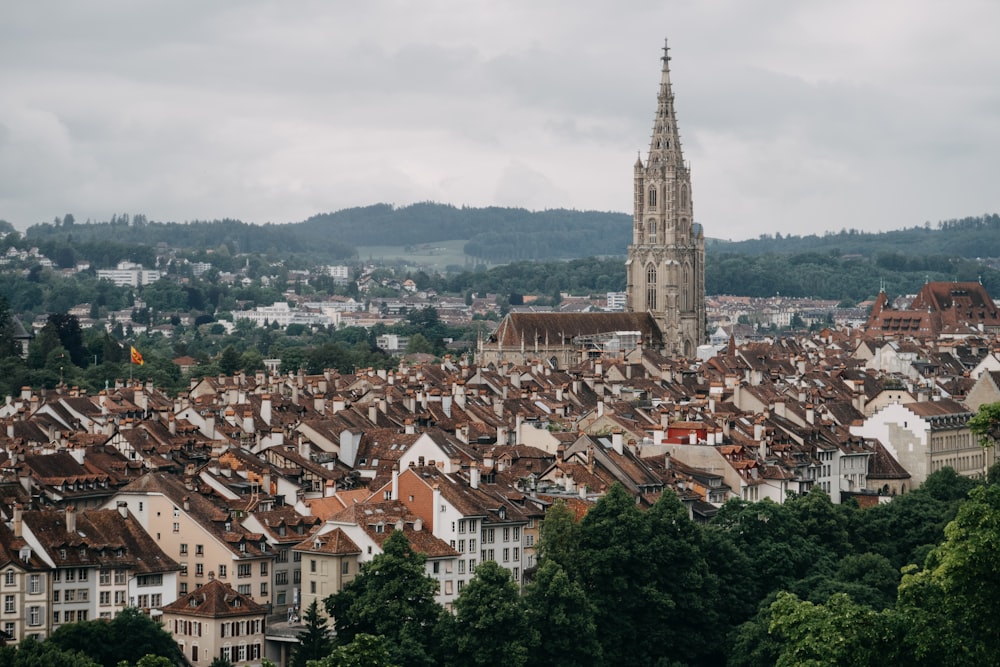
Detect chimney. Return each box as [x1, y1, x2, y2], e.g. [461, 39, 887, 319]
[413, 517, 423, 532]
[12, 504, 22, 538]
[368, 404, 379, 425]
[261, 394, 272, 426]
[183, 496, 190, 511]
[611, 429, 624, 455]
[431, 484, 442, 537]
[168, 413, 176, 435]
[806, 403, 815, 425]
[404, 419, 415, 435]
[754, 419, 763, 442]
[596, 400, 604, 418]
[262, 472, 272, 496]
[314, 396, 325, 415]
[116, 501, 128, 519]
[391, 466, 399, 501]
[469, 462, 480, 489]
[243, 410, 254, 434]
[65, 506, 77, 535]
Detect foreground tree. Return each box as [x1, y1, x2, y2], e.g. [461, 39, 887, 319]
[325, 531, 441, 667]
[522, 560, 601, 667]
[314, 634, 399, 667]
[896, 484, 1000, 664]
[291, 600, 332, 667]
[438, 561, 535, 667]
[0, 637, 99, 667]
[47, 607, 184, 667]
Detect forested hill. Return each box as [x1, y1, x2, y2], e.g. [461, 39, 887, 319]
[709, 213, 1000, 258]
[297, 203, 631, 261]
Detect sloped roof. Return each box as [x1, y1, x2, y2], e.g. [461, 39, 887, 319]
[490, 312, 662, 347]
[161, 578, 266, 618]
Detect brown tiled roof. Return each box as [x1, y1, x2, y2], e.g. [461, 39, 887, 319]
[490, 312, 663, 347]
[161, 578, 266, 618]
[293, 527, 361, 556]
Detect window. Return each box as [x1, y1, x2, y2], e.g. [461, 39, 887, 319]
[238, 564, 251, 578]
[260, 562, 268, 576]
[180, 544, 188, 555]
[648, 187, 657, 207]
[483, 529, 495, 544]
[469, 558, 477, 572]
[53, 610, 61, 624]
[238, 584, 250, 596]
[99, 570, 110, 585]
[191, 645, 198, 663]
[3, 571, 13, 586]
[137, 574, 162, 587]
[458, 540, 465, 554]
[173, 522, 179, 533]
[502, 548, 509, 562]
[276, 549, 288, 563]
[100, 591, 111, 606]
[27, 606, 40, 627]
[526, 534, 535, 547]
[195, 545, 204, 556]
[646, 264, 657, 310]
[114, 570, 126, 585]
[77, 568, 88, 581]
[513, 527, 520, 541]
[310, 581, 316, 594]
[79, 610, 88, 621]
[195, 564, 204, 577]
[179, 583, 188, 595]
[27, 575, 41, 595]
[513, 547, 520, 561]
[310, 560, 316, 573]
[293, 551, 301, 562]
[260, 583, 267, 597]
[218, 565, 227, 579]
[647, 219, 657, 244]
[502, 527, 510, 542]
[53, 590, 60, 603]
[275, 571, 288, 585]
[115, 590, 126, 605]
[151, 593, 161, 607]
[4, 622, 14, 640]
[3, 595, 13, 613]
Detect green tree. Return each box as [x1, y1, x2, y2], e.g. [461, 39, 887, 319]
[48, 606, 184, 667]
[534, 499, 580, 574]
[0, 636, 100, 667]
[439, 561, 535, 667]
[896, 484, 1000, 664]
[522, 560, 601, 667]
[969, 402, 1000, 460]
[766, 592, 902, 667]
[405, 334, 433, 355]
[218, 345, 242, 375]
[325, 531, 442, 667]
[292, 600, 332, 667]
[313, 634, 399, 667]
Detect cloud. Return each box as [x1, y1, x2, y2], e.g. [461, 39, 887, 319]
[0, 0, 998, 240]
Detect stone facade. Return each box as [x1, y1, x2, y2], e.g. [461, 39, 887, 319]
[626, 40, 706, 357]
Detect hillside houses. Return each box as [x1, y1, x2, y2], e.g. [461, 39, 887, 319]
[0, 325, 998, 662]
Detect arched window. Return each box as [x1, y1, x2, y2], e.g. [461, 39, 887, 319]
[648, 187, 657, 207]
[645, 264, 657, 311]
[682, 267, 690, 311]
[647, 219, 657, 244]
[680, 185, 688, 210]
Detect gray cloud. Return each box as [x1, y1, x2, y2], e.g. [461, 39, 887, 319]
[1, 0, 998, 240]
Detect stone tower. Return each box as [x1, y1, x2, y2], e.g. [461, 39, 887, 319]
[626, 39, 705, 357]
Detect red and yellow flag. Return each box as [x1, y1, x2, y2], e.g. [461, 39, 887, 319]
[130, 346, 144, 366]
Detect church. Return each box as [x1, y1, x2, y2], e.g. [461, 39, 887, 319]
[478, 40, 706, 368]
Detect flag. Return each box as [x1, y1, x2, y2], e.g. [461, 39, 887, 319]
[130, 346, 144, 366]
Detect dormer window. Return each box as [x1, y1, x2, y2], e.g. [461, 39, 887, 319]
[60, 549, 67, 560]
[498, 507, 507, 519]
[239, 543, 246, 553]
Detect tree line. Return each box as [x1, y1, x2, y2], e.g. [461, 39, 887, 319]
[296, 466, 1000, 667]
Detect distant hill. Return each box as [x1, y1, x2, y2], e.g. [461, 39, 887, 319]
[296, 203, 632, 262]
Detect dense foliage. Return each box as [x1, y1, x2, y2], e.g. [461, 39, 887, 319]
[312, 467, 999, 667]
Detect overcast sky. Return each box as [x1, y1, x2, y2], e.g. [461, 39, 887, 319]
[2, 1, 999, 241]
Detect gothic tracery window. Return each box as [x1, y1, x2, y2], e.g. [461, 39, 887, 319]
[648, 187, 657, 207]
[646, 264, 657, 311]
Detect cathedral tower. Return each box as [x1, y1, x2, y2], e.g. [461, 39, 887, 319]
[626, 39, 706, 357]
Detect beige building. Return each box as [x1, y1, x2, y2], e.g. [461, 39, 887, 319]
[292, 528, 361, 615]
[108, 473, 273, 606]
[626, 39, 706, 357]
[852, 398, 995, 485]
[162, 578, 266, 666]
